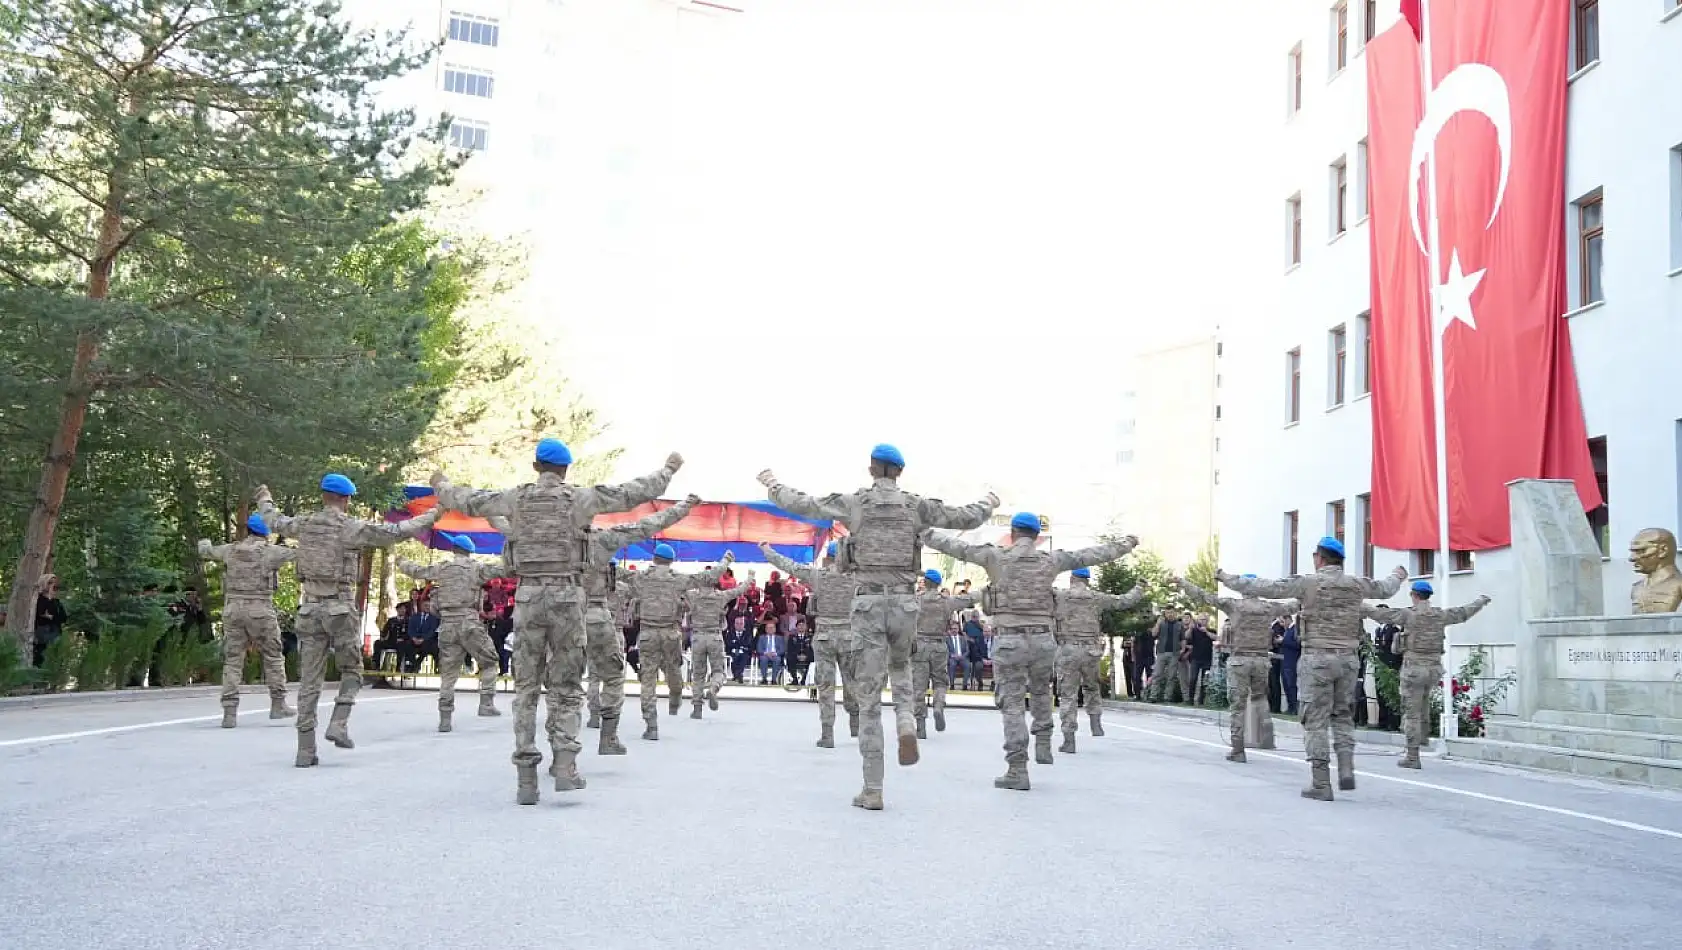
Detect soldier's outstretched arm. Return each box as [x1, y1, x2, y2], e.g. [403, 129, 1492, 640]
[949, 592, 978, 611]
[1219, 570, 1308, 599]
[431, 472, 516, 519]
[349, 507, 440, 549]
[693, 551, 736, 588]
[918, 491, 1001, 531]
[920, 529, 996, 573]
[606, 496, 697, 551]
[1052, 537, 1136, 572]
[759, 544, 816, 586]
[1177, 577, 1217, 609]
[1362, 603, 1407, 625]
[1106, 584, 1147, 611]
[586, 453, 685, 517]
[196, 539, 232, 563]
[1445, 594, 1492, 624]
[251, 485, 297, 535]
[1356, 565, 1410, 599]
[758, 469, 856, 524]
[396, 559, 438, 582]
[263, 545, 299, 571]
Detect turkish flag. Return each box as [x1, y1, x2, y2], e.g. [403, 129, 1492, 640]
[1367, 0, 1600, 552]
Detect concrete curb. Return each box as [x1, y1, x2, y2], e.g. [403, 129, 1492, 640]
[1105, 699, 1435, 751]
[0, 684, 277, 711]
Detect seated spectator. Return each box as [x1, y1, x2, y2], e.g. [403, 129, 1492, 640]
[786, 617, 814, 686]
[755, 610, 784, 685]
[726, 614, 752, 683]
[372, 603, 413, 684]
[399, 599, 440, 672]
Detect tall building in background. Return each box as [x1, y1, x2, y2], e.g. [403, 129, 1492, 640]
[1219, 0, 1682, 709]
[1114, 335, 1219, 570]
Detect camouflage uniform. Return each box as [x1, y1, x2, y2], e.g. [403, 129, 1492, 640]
[1224, 566, 1404, 798]
[912, 589, 976, 737]
[764, 547, 861, 747]
[682, 579, 745, 718]
[923, 532, 1133, 790]
[437, 461, 677, 804]
[766, 476, 994, 809]
[1051, 581, 1142, 752]
[1180, 580, 1296, 759]
[397, 553, 511, 731]
[622, 561, 729, 738]
[256, 491, 439, 767]
[1364, 595, 1490, 767]
[198, 535, 297, 725]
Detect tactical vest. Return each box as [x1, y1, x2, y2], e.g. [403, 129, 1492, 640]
[984, 546, 1056, 620]
[1224, 599, 1277, 654]
[1054, 588, 1103, 638]
[849, 486, 919, 573]
[224, 538, 277, 600]
[686, 587, 738, 630]
[1296, 572, 1364, 651]
[511, 481, 583, 578]
[639, 569, 685, 626]
[813, 571, 858, 621]
[296, 510, 359, 600]
[1399, 606, 1450, 658]
[432, 558, 483, 616]
[917, 591, 953, 636]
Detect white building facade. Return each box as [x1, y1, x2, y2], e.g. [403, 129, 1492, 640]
[1113, 336, 1221, 571]
[1219, 0, 1682, 707]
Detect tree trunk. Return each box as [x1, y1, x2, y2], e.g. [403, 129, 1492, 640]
[377, 549, 396, 621]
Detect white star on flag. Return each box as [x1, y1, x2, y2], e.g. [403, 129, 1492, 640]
[1436, 249, 1486, 333]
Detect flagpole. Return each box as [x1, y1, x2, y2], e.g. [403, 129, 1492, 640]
[1416, 0, 1456, 758]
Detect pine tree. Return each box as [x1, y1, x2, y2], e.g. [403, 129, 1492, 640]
[0, 1, 456, 653]
[1095, 544, 1183, 639]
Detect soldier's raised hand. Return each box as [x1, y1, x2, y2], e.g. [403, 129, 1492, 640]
[1391, 565, 1409, 580]
[1122, 534, 1139, 550]
[756, 469, 777, 488]
[666, 452, 685, 470]
[684, 493, 702, 507]
[757, 541, 774, 554]
[429, 470, 448, 490]
[984, 491, 1000, 508]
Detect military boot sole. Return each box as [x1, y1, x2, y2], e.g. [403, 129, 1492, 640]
[478, 706, 501, 717]
[438, 719, 453, 733]
[599, 741, 627, 756]
[294, 754, 318, 768]
[897, 734, 920, 766]
[1059, 740, 1076, 754]
[221, 712, 238, 729]
[324, 727, 354, 750]
[1226, 750, 1247, 763]
[851, 791, 884, 811]
[1398, 757, 1422, 770]
[1338, 776, 1357, 791]
[270, 706, 296, 720]
[1301, 786, 1335, 801]
[993, 775, 1031, 791]
[690, 707, 703, 720]
[554, 773, 588, 792]
[816, 736, 835, 749]
[642, 729, 659, 741]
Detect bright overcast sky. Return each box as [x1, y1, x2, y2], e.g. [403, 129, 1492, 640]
[376, 0, 1277, 519]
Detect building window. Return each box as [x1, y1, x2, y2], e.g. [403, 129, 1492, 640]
[1330, 158, 1348, 236]
[1357, 493, 1374, 577]
[1588, 436, 1609, 554]
[448, 12, 501, 47]
[1289, 44, 1304, 114]
[1286, 348, 1302, 424]
[1574, 1, 1599, 71]
[1328, 325, 1347, 406]
[1452, 550, 1475, 572]
[1355, 139, 1370, 219]
[1578, 191, 1604, 305]
[1332, 2, 1349, 73]
[1670, 145, 1682, 271]
[1215, 404, 1223, 421]
[448, 119, 489, 152]
[1356, 312, 1372, 395]
[1287, 193, 1303, 266]
[1328, 499, 1346, 544]
[1413, 549, 1436, 577]
[1364, 0, 1377, 42]
[444, 65, 494, 98]
[1286, 511, 1300, 575]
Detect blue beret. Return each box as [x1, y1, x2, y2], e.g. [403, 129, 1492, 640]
[924, 569, 942, 584]
[869, 443, 905, 468]
[535, 438, 573, 466]
[1071, 567, 1091, 579]
[245, 513, 269, 537]
[826, 541, 838, 558]
[320, 473, 357, 496]
[1010, 512, 1042, 534]
[445, 533, 477, 554]
[1316, 536, 1345, 558]
[653, 542, 676, 561]
[1412, 580, 1434, 596]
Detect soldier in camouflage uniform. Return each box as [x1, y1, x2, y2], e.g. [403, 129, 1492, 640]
[1052, 569, 1142, 753]
[1364, 581, 1490, 769]
[433, 439, 681, 805]
[1222, 537, 1406, 800]
[759, 444, 996, 810]
[255, 475, 440, 767]
[198, 513, 297, 727]
[621, 545, 732, 739]
[1178, 575, 1296, 762]
[682, 566, 748, 720]
[911, 570, 975, 739]
[923, 516, 1134, 791]
[397, 533, 511, 733]
[762, 541, 861, 748]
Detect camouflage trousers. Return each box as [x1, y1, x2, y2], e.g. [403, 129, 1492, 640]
[509, 581, 587, 769]
[1146, 650, 1183, 702]
[220, 598, 288, 711]
[812, 626, 856, 732]
[295, 600, 362, 734]
[1399, 658, 1443, 751]
[1225, 654, 1272, 747]
[689, 634, 727, 704]
[637, 626, 684, 725]
[1054, 639, 1104, 736]
[584, 604, 626, 724]
[1300, 649, 1359, 765]
[437, 615, 498, 714]
[911, 637, 950, 723]
[850, 593, 920, 741]
[994, 628, 1057, 763]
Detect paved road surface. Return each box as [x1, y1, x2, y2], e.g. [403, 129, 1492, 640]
[3, 688, 1680, 950]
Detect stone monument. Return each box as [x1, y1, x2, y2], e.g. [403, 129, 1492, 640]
[1628, 527, 1682, 614]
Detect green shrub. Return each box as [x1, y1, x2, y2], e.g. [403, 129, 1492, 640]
[109, 622, 167, 689]
[42, 635, 79, 691]
[159, 631, 223, 687]
[0, 636, 42, 694]
[75, 634, 120, 691]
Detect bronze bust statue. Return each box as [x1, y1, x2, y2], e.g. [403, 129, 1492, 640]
[1629, 528, 1682, 614]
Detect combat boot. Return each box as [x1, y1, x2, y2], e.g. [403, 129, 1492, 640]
[324, 705, 354, 750]
[690, 704, 703, 720]
[993, 755, 1031, 791]
[915, 719, 927, 740]
[848, 711, 859, 737]
[598, 718, 627, 756]
[552, 752, 587, 791]
[1259, 737, 1278, 750]
[852, 787, 884, 810]
[668, 695, 682, 717]
[270, 698, 295, 719]
[1059, 733, 1077, 755]
[1337, 753, 1357, 791]
[478, 694, 500, 717]
[898, 731, 920, 766]
[1035, 734, 1054, 765]
[1089, 712, 1104, 737]
[1301, 763, 1335, 801]
[708, 688, 719, 711]
[642, 722, 659, 741]
[934, 708, 946, 732]
[1398, 747, 1422, 769]
[294, 731, 318, 768]
[587, 712, 601, 729]
[221, 708, 238, 729]
[438, 709, 453, 733]
[817, 726, 834, 749]
[516, 765, 540, 806]
[1226, 740, 1246, 763]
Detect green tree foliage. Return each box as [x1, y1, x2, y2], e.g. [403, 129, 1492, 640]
[0, 0, 460, 650]
[1095, 544, 1183, 639]
[1187, 536, 1219, 597]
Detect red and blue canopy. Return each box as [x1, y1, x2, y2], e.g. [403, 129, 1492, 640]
[389, 488, 839, 563]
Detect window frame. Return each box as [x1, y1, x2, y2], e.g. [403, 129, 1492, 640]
[1286, 511, 1301, 575]
[443, 64, 495, 99]
[1588, 436, 1610, 554]
[1364, 0, 1377, 43]
[1289, 44, 1304, 114]
[1414, 549, 1436, 578]
[1355, 139, 1370, 220]
[1578, 192, 1605, 306]
[1329, 324, 1348, 407]
[447, 12, 501, 48]
[1332, 2, 1349, 73]
[448, 118, 490, 152]
[1356, 311, 1372, 396]
[1574, 0, 1599, 71]
[1329, 499, 1346, 544]
[1288, 193, 1304, 266]
[1357, 493, 1374, 577]
[1287, 347, 1303, 424]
